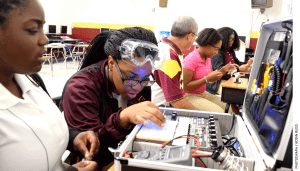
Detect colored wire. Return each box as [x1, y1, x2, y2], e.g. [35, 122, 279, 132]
[282, 73, 286, 88]
[160, 135, 194, 148]
[161, 135, 200, 153]
[194, 128, 203, 136]
[192, 154, 212, 157]
[124, 151, 131, 158]
[195, 157, 206, 168]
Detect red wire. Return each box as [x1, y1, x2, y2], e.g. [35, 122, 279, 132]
[192, 154, 212, 157]
[124, 151, 131, 158]
[282, 73, 286, 88]
[195, 157, 206, 168]
[161, 136, 200, 153]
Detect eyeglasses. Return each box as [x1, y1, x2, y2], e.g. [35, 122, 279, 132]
[229, 37, 235, 42]
[115, 61, 156, 87]
[191, 32, 198, 39]
[211, 44, 221, 51]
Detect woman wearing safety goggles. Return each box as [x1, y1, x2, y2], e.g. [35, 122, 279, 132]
[59, 27, 166, 170]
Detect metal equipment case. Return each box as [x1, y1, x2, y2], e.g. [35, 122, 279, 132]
[113, 17, 293, 171]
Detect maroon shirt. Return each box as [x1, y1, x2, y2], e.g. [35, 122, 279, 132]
[153, 37, 184, 103]
[224, 49, 235, 64]
[61, 59, 151, 166]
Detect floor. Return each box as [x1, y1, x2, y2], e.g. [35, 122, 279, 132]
[38, 58, 81, 99]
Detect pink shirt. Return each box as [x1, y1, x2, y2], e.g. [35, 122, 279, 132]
[183, 47, 211, 94]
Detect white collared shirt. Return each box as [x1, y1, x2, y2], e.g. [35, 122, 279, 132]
[0, 74, 69, 171]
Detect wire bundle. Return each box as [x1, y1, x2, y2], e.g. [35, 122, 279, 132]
[222, 136, 245, 157]
[160, 135, 211, 168]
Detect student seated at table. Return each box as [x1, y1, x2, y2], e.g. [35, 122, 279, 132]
[60, 27, 166, 170]
[183, 28, 239, 113]
[0, 0, 99, 170]
[207, 27, 253, 95]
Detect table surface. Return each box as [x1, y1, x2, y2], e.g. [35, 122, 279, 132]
[74, 44, 89, 47]
[45, 44, 65, 48]
[222, 77, 248, 90]
[64, 43, 89, 47]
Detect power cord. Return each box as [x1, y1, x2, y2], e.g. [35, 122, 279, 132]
[222, 113, 235, 136]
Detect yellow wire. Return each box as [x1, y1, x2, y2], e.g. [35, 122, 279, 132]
[195, 128, 203, 136]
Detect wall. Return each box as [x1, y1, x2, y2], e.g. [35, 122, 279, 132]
[40, 0, 74, 34]
[40, 0, 291, 49]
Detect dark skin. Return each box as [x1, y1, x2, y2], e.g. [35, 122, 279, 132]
[183, 40, 240, 114]
[106, 56, 166, 128]
[0, 0, 98, 170]
[228, 34, 253, 72]
[183, 40, 238, 92]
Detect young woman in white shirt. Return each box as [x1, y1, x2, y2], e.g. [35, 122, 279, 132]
[0, 0, 99, 170]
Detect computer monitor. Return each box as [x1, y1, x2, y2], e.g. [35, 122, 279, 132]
[49, 25, 56, 34]
[159, 31, 170, 41]
[239, 36, 246, 43]
[100, 28, 110, 33]
[61, 26, 67, 34]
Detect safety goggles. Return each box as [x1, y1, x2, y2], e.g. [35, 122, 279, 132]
[118, 39, 166, 70]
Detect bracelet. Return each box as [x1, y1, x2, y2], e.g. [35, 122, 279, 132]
[204, 76, 208, 83]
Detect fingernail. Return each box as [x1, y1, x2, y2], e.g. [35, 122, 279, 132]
[144, 121, 147, 125]
[161, 123, 164, 127]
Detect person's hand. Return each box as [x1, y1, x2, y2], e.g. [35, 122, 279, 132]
[220, 62, 239, 73]
[72, 160, 98, 171]
[119, 101, 166, 128]
[73, 131, 100, 160]
[206, 70, 223, 83]
[247, 58, 254, 66]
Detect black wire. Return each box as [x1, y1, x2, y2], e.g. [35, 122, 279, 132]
[197, 157, 207, 168]
[224, 137, 237, 146]
[222, 113, 235, 136]
[272, 66, 282, 94]
[222, 136, 241, 157]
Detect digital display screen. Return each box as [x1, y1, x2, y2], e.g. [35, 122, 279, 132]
[168, 147, 181, 159]
[49, 25, 56, 34]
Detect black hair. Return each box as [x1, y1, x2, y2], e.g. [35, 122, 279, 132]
[195, 28, 223, 47]
[217, 27, 240, 52]
[0, 0, 28, 27]
[79, 27, 158, 70]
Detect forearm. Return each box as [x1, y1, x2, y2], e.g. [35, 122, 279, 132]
[170, 98, 198, 110]
[183, 77, 207, 91]
[218, 67, 227, 75]
[238, 64, 250, 72]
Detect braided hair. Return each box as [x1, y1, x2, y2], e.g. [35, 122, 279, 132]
[217, 27, 240, 52]
[0, 0, 28, 27]
[79, 27, 158, 70]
